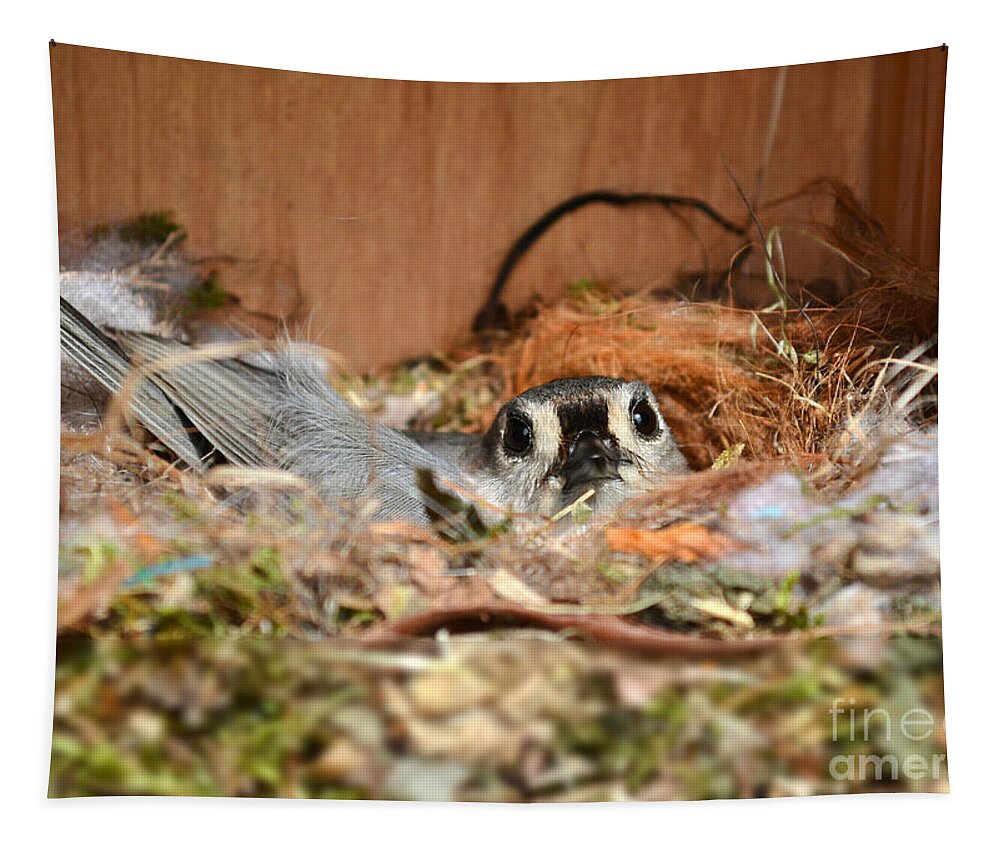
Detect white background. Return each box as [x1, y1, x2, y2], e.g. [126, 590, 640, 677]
[1, 1, 995, 847]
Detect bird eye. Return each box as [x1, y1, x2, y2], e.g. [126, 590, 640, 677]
[630, 398, 660, 437]
[503, 413, 533, 456]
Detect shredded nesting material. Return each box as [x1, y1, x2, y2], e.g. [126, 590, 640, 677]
[53, 191, 943, 800]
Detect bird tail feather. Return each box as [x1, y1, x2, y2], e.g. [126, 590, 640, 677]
[59, 296, 474, 522]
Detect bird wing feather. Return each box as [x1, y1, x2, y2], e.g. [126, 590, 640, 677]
[61, 297, 480, 523]
[60, 298, 207, 468]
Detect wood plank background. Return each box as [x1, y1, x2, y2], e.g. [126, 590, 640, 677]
[50, 44, 945, 369]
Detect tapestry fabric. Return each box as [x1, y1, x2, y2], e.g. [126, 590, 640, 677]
[51, 43, 946, 801]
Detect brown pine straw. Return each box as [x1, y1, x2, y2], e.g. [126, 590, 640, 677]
[479, 294, 909, 473]
[765, 177, 939, 309]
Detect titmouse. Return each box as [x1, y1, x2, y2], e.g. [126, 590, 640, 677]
[60, 297, 689, 523]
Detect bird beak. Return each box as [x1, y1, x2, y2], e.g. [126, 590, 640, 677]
[561, 431, 622, 492]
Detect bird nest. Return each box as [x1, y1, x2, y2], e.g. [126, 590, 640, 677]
[53, 185, 944, 801]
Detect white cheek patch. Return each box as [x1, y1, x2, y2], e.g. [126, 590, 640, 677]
[520, 400, 562, 469]
[483, 402, 563, 514]
[606, 386, 637, 454]
[606, 384, 664, 470]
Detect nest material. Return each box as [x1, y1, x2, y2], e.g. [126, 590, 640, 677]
[53, 188, 944, 800]
[461, 180, 938, 478]
[58, 182, 940, 639]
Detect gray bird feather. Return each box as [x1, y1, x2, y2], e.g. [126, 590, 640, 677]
[60, 298, 208, 468]
[61, 297, 479, 522]
[60, 296, 690, 524]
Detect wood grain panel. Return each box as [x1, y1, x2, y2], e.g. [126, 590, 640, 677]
[50, 44, 945, 369]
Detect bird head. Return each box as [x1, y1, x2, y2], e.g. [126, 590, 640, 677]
[474, 377, 689, 517]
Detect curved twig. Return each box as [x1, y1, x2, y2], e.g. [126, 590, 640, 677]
[472, 190, 747, 331]
[362, 602, 939, 657]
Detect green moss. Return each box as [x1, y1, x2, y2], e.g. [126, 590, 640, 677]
[556, 689, 690, 791]
[185, 270, 232, 311]
[80, 542, 119, 584]
[49, 732, 219, 797]
[163, 490, 202, 521]
[49, 638, 374, 798]
[596, 561, 630, 582]
[570, 278, 600, 294]
[781, 494, 888, 538]
[116, 211, 185, 247]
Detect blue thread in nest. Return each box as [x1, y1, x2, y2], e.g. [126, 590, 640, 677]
[124, 555, 214, 588]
